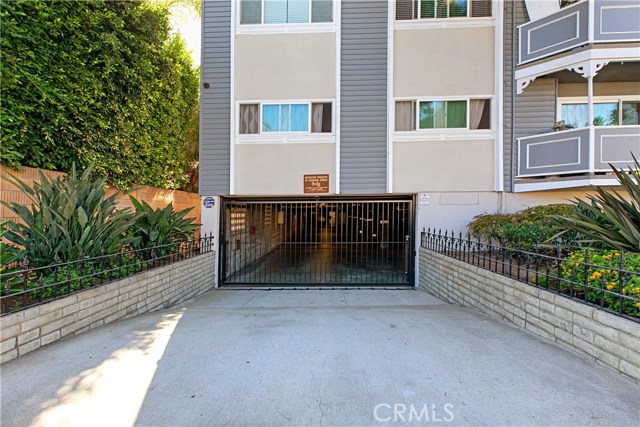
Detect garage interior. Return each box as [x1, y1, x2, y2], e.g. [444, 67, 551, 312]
[220, 196, 414, 286]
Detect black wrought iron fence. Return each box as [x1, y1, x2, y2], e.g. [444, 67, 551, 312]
[421, 229, 640, 321]
[1, 234, 214, 315]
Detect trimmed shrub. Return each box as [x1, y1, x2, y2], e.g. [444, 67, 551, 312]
[1, 1, 199, 190]
[468, 204, 577, 250]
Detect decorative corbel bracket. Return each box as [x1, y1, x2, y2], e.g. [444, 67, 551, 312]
[516, 77, 536, 95]
[568, 60, 610, 78]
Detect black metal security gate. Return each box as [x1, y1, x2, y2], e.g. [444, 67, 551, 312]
[219, 196, 414, 286]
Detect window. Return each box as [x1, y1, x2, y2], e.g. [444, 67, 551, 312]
[263, 104, 309, 132]
[395, 101, 416, 131]
[239, 102, 332, 134]
[559, 99, 640, 128]
[395, 99, 490, 131]
[469, 99, 491, 130]
[561, 103, 617, 128]
[311, 102, 332, 132]
[622, 101, 640, 125]
[396, 0, 491, 20]
[241, 0, 332, 24]
[239, 104, 260, 134]
[420, 100, 467, 129]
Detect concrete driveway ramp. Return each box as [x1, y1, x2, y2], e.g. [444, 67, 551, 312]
[1, 289, 638, 426]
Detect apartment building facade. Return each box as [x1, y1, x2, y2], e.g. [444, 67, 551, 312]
[199, 0, 640, 287]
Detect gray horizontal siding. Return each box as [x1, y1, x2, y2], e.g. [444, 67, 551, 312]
[503, 0, 528, 191]
[340, 0, 388, 194]
[514, 78, 557, 139]
[200, 0, 231, 196]
[512, 77, 558, 178]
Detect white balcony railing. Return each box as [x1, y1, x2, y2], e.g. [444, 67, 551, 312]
[517, 126, 640, 178]
[518, 0, 640, 65]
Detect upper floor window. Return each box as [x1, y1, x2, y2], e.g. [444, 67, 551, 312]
[560, 99, 640, 128]
[396, 0, 492, 20]
[240, 102, 333, 134]
[241, 0, 333, 24]
[263, 104, 309, 132]
[395, 99, 491, 131]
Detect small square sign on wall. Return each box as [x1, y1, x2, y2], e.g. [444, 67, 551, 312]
[304, 174, 329, 194]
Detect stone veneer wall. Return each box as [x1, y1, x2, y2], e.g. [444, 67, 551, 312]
[419, 248, 640, 382]
[1, 251, 215, 364]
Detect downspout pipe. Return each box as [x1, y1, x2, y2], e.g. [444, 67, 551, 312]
[507, 0, 517, 213]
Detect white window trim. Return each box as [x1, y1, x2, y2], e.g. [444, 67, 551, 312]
[236, 100, 335, 144]
[393, 129, 496, 142]
[394, 96, 494, 133]
[237, 22, 335, 34]
[236, 0, 336, 34]
[394, 17, 494, 30]
[238, 133, 335, 144]
[557, 95, 640, 123]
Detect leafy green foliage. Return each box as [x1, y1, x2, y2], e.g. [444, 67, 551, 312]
[32, 266, 84, 299]
[561, 249, 640, 318]
[1, 221, 23, 292]
[128, 196, 199, 254]
[0, 164, 205, 311]
[556, 158, 640, 252]
[151, 0, 201, 15]
[1, 165, 137, 267]
[0, 1, 199, 190]
[468, 204, 577, 250]
[0, 221, 22, 268]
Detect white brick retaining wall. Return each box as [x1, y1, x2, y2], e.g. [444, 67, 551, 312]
[419, 248, 640, 382]
[0, 251, 216, 364]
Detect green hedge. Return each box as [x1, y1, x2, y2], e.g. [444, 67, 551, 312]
[468, 204, 577, 251]
[0, 1, 199, 190]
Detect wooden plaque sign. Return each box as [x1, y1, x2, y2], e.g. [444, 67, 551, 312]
[304, 174, 329, 194]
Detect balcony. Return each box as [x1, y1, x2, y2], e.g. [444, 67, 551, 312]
[518, 0, 640, 66]
[515, 125, 640, 191]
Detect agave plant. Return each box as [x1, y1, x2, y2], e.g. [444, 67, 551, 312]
[128, 196, 199, 254]
[556, 155, 640, 252]
[1, 165, 137, 267]
[0, 221, 22, 268]
[0, 221, 23, 293]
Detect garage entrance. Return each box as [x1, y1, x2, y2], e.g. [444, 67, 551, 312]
[219, 196, 414, 286]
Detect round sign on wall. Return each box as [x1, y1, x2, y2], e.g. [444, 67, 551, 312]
[203, 197, 215, 208]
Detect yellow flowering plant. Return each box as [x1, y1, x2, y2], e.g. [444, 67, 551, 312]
[561, 249, 640, 318]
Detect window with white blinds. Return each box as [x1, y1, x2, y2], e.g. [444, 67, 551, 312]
[396, 0, 492, 20]
[241, 0, 332, 24]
